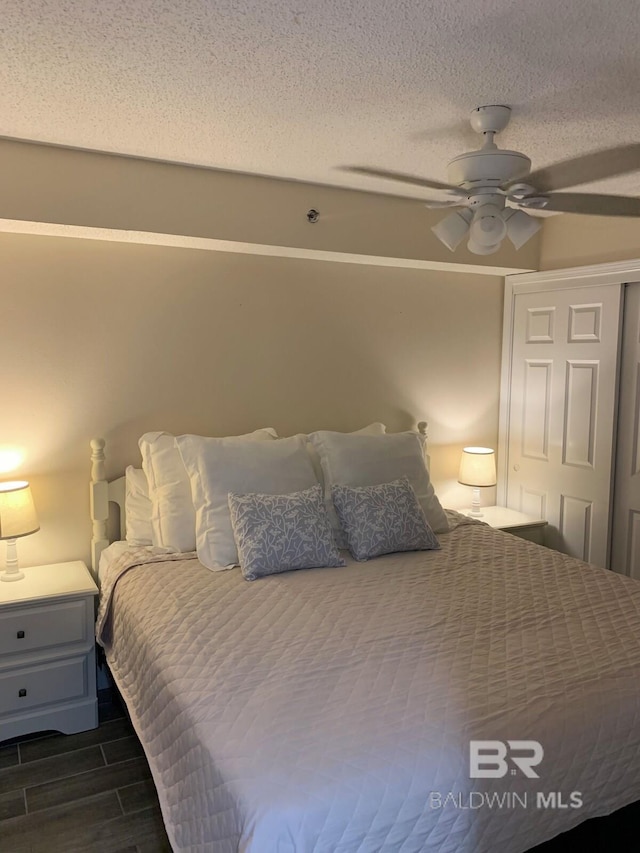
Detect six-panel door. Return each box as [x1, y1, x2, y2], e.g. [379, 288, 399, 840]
[505, 284, 622, 567]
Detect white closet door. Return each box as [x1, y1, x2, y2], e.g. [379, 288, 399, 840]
[506, 284, 622, 567]
[611, 283, 640, 578]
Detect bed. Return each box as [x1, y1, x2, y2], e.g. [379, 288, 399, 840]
[91, 430, 640, 853]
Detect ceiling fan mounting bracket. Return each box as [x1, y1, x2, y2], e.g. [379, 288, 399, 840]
[470, 105, 511, 136]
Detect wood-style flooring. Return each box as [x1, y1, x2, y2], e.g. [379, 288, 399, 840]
[0, 687, 170, 853]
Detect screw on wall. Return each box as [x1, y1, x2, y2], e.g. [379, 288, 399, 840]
[306, 209, 320, 223]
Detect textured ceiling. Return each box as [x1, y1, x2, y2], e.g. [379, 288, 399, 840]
[2, 0, 640, 200]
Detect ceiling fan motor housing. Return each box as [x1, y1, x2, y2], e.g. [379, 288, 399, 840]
[447, 149, 532, 189]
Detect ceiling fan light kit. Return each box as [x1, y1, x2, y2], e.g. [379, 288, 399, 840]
[431, 208, 473, 251]
[469, 203, 507, 246]
[432, 201, 543, 255]
[503, 208, 542, 249]
[466, 237, 501, 255]
[344, 105, 640, 256]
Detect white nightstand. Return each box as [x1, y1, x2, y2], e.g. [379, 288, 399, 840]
[0, 561, 98, 743]
[475, 506, 548, 546]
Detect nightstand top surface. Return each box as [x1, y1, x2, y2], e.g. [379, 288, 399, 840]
[0, 561, 97, 606]
[475, 506, 547, 530]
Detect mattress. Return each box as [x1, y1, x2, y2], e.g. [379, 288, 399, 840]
[96, 518, 640, 853]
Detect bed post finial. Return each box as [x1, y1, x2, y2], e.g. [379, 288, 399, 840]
[90, 437, 106, 482]
[90, 438, 109, 576]
[417, 422, 430, 471]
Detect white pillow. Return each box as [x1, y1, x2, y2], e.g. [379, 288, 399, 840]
[306, 422, 386, 483]
[124, 467, 153, 546]
[139, 428, 277, 552]
[175, 433, 318, 570]
[308, 431, 450, 544]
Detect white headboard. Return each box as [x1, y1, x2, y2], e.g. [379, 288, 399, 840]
[90, 438, 125, 573]
[89, 421, 430, 573]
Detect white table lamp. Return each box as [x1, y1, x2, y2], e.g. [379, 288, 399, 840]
[0, 481, 40, 582]
[458, 447, 497, 518]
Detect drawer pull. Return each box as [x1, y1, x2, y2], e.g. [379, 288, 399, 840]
[17, 630, 25, 639]
[18, 688, 27, 698]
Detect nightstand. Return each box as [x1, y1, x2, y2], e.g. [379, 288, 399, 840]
[0, 561, 98, 743]
[476, 506, 548, 546]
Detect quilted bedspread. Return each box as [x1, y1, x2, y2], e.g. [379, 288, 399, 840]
[96, 519, 640, 853]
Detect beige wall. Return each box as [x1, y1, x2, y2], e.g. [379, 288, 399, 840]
[0, 138, 538, 274]
[0, 232, 503, 568]
[540, 213, 640, 269]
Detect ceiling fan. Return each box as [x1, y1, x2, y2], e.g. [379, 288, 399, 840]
[342, 105, 640, 255]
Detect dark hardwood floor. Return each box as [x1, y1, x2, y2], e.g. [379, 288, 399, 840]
[0, 687, 170, 853]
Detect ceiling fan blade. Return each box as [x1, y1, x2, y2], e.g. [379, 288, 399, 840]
[517, 144, 640, 193]
[423, 199, 464, 209]
[340, 166, 465, 195]
[540, 192, 640, 217]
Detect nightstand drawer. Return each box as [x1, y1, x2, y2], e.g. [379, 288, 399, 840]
[505, 526, 546, 546]
[0, 599, 89, 659]
[0, 656, 88, 716]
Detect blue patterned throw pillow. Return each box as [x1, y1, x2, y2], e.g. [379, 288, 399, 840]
[228, 484, 346, 581]
[331, 477, 440, 561]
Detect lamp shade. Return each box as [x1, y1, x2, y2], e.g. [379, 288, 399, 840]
[0, 481, 40, 540]
[458, 447, 497, 487]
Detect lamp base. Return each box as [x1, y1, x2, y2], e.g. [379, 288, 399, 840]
[2, 538, 24, 581]
[1, 570, 25, 582]
[468, 487, 484, 518]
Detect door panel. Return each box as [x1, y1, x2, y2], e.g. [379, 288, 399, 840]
[522, 360, 552, 459]
[506, 285, 622, 567]
[563, 361, 598, 467]
[559, 495, 592, 560]
[611, 283, 640, 577]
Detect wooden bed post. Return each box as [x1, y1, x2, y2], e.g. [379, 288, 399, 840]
[90, 438, 109, 575]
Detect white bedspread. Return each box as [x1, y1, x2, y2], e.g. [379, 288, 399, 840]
[96, 520, 640, 853]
